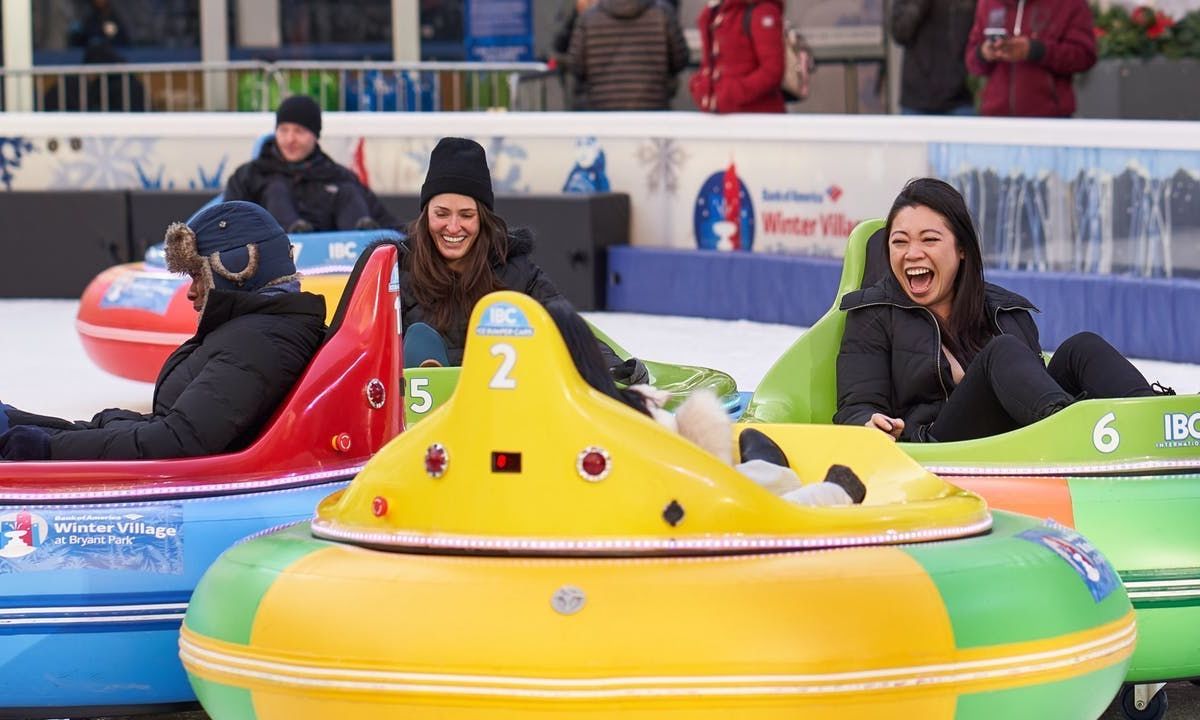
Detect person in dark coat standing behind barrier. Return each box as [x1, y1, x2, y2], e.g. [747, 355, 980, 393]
[42, 44, 147, 112]
[223, 95, 397, 233]
[68, 0, 130, 48]
[0, 202, 327, 461]
[567, 0, 689, 110]
[891, 0, 977, 115]
[964, 0, 1097, 117]
[552, 0, 590, 109]
[690, 0, 786, 114]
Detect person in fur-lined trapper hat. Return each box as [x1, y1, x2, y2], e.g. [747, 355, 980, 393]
[0, 201, 326, 461]
[548, 301, 867, 507]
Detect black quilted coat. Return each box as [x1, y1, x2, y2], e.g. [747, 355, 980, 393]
[35, 290, 326, 460]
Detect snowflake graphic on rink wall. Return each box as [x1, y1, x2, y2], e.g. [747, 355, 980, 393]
[486, 137, 530, 194]
[45, 137, 231, 191]
[0, 137, 35, 191]
[693, 162, 755, 251]
[48, 137, 159, 189]
[637, 138, 687, 195]
[135, 156, 228, 190]
[402, 141, 435, 183]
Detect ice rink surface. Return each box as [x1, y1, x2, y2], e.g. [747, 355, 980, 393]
[2, 300, 1197, 419]
[2, 299, 1198, 720]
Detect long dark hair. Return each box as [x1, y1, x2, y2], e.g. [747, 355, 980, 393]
[886, 178, 991, 364]
[546, 300, 651, 417]
[406, 201, 510, 334]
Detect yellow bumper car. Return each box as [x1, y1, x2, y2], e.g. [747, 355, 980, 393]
[180, 292, 1134, 720]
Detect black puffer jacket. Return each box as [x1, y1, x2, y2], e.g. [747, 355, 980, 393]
[41, 290, 326, 460]
[223, 138, 396, 231]
[891, 0, 977, 113]
[398, 229, 564, 365]
[834, 274, 1041, 442]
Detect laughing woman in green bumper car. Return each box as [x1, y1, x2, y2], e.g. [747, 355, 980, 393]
[834, 178, 1169, 443]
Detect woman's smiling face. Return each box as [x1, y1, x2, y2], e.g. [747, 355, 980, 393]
[888, 204, 964, 321]
[427, 193, 480, 270]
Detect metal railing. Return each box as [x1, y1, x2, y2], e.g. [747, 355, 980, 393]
[0, 60, 552, 113]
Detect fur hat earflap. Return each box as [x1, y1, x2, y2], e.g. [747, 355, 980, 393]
[165, 200, 297, 296]
[164, 220, 217, 300]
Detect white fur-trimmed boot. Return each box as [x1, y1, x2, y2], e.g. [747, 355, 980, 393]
[673, 389, 733, 465]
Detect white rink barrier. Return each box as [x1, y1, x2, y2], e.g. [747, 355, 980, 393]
[0, 112, 1197, 275]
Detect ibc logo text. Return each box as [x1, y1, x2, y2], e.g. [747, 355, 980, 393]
[1161, 412, 1200, 448]
[476, 302, 532, 337]
[330, 241, 358, 260]
[487, 305, 519, 326]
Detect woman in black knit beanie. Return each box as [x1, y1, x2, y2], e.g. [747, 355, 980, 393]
[398, 137, 647, 388]
[399, 137, 564, 368]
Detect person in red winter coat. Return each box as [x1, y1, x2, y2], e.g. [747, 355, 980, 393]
[964, 0, 1097, 117]
[689, 0, 786, 114]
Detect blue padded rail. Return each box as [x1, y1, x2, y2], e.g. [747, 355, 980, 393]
[991, 269, 1200, 365]
[606, 246, 1200, 364]
[606, 246, 842, 328]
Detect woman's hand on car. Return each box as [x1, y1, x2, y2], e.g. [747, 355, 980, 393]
[866, 413, 905, 441]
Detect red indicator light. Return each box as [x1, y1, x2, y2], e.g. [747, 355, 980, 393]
[372, 496, 388, 517]
[365, 379, 386, 409]
[331, 433, 352, 452]
[581, 452, 606, 476]
[491, 451, 522, 473]
[576, 446, 611, 481]
[425, 443, 448, 478]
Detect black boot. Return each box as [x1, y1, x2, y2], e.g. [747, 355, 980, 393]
[738, 428, 789, 468]
[1035, 393, 1075, 422]
[823, 464, 866, 504]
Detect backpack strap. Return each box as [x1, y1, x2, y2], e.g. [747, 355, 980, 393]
[742, 0, 758, 37]
[704, 2, 720, 67]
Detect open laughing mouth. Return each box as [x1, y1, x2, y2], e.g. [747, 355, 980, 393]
[905, 267, 933, 295]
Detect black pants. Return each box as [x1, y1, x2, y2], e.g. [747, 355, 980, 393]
[926, 332, 1153, 442]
